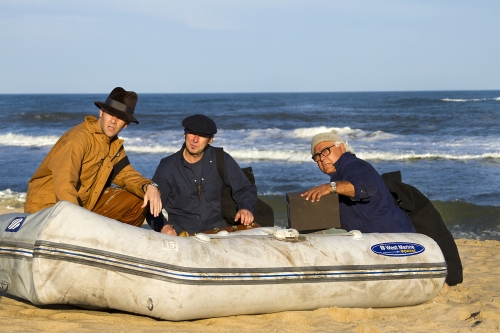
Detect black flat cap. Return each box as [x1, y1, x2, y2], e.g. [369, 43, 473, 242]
[182, 114, 217, 136]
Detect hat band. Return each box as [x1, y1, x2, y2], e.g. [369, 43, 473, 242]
[105, 97, 134, 115]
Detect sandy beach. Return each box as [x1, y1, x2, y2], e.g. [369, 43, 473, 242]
[0, 206, 499, 333]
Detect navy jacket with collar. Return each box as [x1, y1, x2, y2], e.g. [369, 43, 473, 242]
[330, 152, 415, 233]
[152, 145, 257, 233]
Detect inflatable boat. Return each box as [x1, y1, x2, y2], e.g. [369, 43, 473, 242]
[0, 201, 446, 321]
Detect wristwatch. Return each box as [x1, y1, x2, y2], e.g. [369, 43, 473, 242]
[330, 181, 337, 193]
[143, 182, 159, 193]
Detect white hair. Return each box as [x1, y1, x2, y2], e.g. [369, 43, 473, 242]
[311, 131, 355, 154]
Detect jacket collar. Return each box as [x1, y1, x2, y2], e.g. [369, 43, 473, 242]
[331, 151, 355, 176]
[84, 115, 124, 155]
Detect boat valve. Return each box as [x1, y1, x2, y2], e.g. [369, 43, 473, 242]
[147, 298, 154, 311]
[273, 229, 299, 240]
[349, 230, 363, 239]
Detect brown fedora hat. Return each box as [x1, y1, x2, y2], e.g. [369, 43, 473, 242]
[94, 87, 139, 124]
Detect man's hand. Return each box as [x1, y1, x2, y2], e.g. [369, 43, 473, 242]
[235, 209, 254, 225]
[301, 184, 332, 202]
[302, 181, 355, 201]
[160, 224, 177, 236]
[142, 185, 162, 217]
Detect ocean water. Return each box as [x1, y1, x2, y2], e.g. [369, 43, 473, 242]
[0, 91, 499, 240]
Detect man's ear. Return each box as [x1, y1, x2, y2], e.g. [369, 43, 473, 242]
[208, 137, 214, 144]
[339, 143, 347, 153]
[99, 110, 103, 118]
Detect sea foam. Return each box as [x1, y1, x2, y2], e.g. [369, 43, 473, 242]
[2, 128, 498, 163]
[0, 189, 26, 209]
[0, 133, 58, 147]
[442, 97, 498, 102]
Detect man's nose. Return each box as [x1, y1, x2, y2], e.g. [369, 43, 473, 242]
[192, 135, 199, 142]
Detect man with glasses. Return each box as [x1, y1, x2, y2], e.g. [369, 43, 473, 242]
[301, 132, 415, 233]
[149, 114, 257, 235]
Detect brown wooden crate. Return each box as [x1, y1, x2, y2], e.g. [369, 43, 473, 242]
[286, 192, 341, 231]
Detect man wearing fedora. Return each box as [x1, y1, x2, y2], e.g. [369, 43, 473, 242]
[24, 87, 161, 227]
[149, 114, 257, 235]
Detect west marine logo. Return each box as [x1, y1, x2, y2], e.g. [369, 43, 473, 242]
[5, 217, 26, 232]
[371, 242, 425, 257]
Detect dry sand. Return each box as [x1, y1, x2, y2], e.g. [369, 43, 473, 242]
[0, 207, 499, 332]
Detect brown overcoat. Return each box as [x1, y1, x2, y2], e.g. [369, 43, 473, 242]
[24, 116, 151, 213]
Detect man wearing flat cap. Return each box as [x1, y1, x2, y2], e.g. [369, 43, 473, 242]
[301, 132, 415, 233]
[25, 87, 162, 226]
[150, 114, 257, 235]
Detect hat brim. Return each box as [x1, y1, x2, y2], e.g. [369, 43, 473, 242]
[184, 129, 213, 137]
[94, 102, 139, 124]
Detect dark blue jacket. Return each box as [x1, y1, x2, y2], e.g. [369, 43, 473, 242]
[152, 145, 257, 233]
[330, 152, 415, 233]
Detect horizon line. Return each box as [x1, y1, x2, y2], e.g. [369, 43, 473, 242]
[1, 88, 500, 95]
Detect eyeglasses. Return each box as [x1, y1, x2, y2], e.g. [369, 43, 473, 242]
[311, 145, 335, 162]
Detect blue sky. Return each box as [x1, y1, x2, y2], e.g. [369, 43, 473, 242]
[1, 0, 499, 93]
